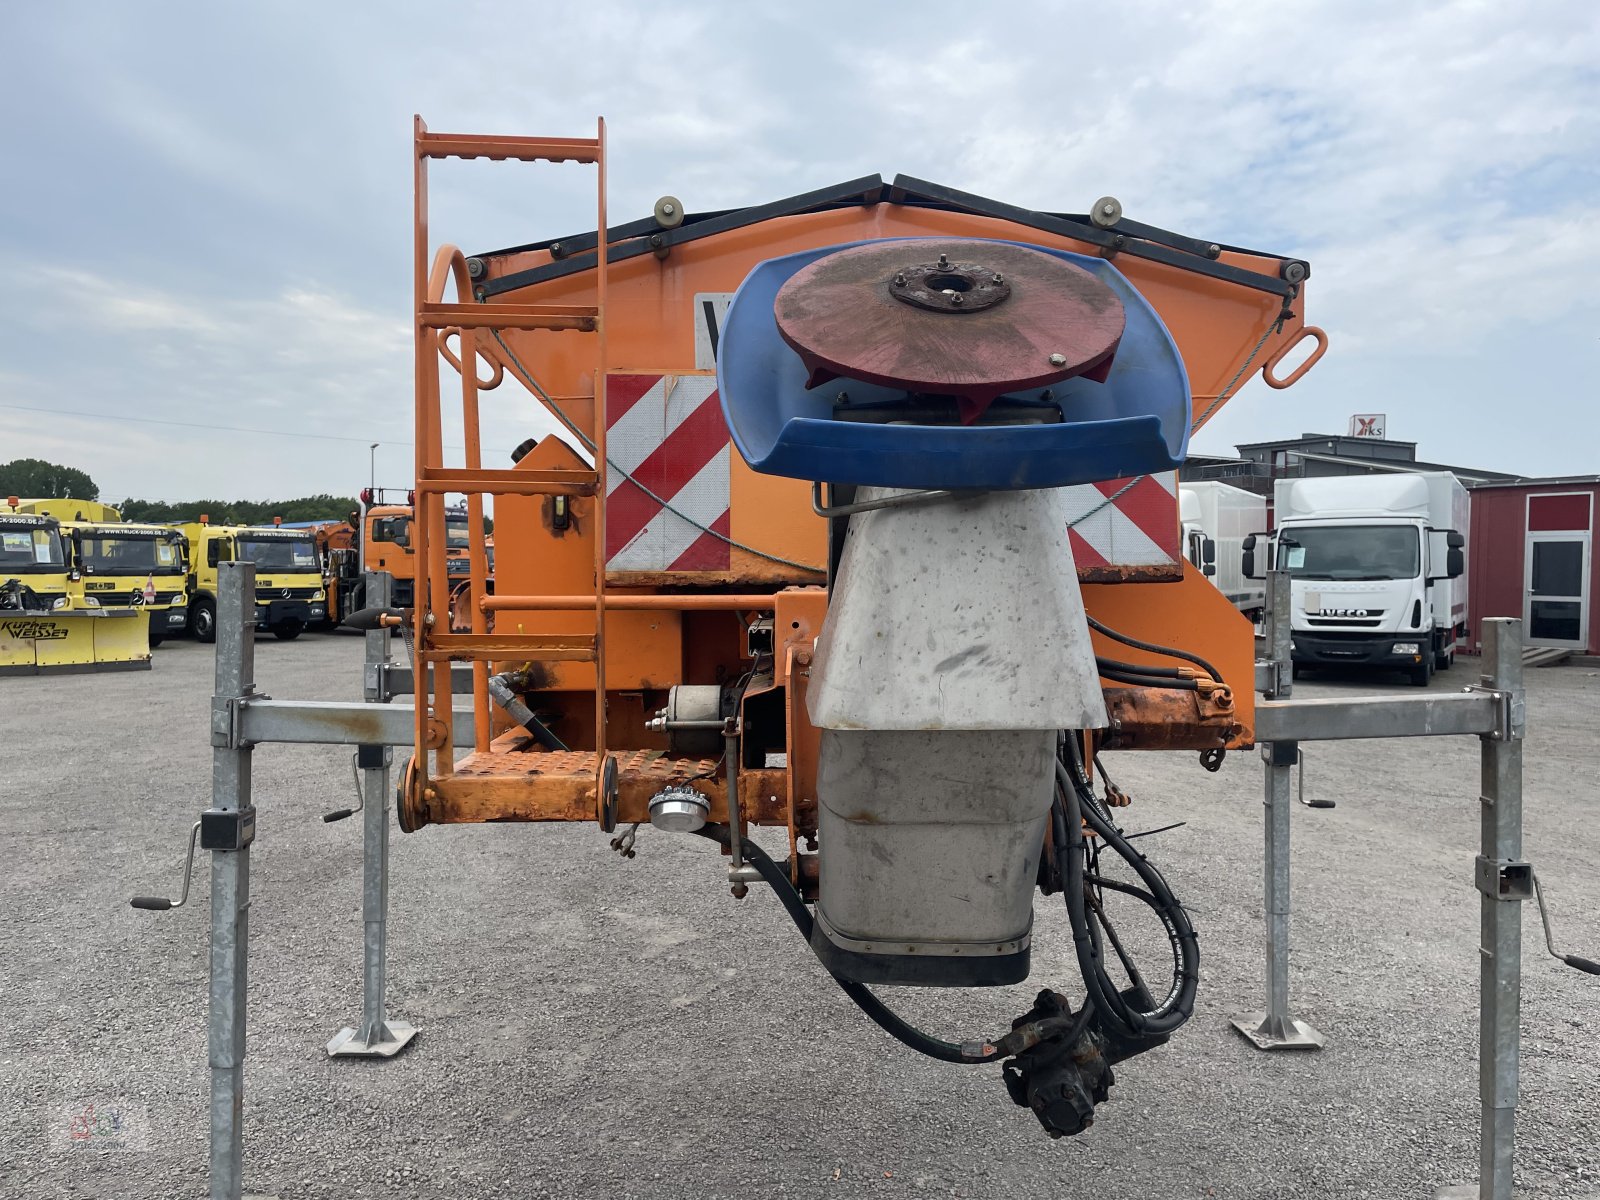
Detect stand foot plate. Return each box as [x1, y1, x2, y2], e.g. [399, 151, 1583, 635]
[326, 1020, 418, 1059]
[1230, 1011, 1325, 1051]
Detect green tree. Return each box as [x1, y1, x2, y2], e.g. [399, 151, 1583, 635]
[0, 458, 99, 500]
[115, 495, 358, 525]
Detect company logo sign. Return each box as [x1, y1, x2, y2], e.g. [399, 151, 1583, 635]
[1, 619, 69, 640]
[1318, 607, 1370, 617]
[1348, 413, 1386, 438]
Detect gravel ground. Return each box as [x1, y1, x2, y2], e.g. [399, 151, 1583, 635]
[1, 632, 1597, 1200]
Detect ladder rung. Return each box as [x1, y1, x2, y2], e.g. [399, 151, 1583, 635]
[420, 302, 598, 332]
[421, 634, 597, 663]
[418, 133, 600, 164]
[417, 468, 598, 497]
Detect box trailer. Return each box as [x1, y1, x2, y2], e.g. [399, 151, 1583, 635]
[1179, 481, 1267, 619]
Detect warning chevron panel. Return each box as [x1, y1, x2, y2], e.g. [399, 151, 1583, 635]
[605, 374, 730, 572]
[1066, 473, 1181, 580]
[605, 372, 1178, 580]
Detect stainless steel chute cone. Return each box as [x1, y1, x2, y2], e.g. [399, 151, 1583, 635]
[807, 487, 1106, 986]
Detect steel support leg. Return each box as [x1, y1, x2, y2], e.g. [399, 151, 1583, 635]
[1233, 568, 1324, 1050]
[208, 563, 257, 1200]
[328, 573, 417, 1058]
[1439, 617, 1527, 1200]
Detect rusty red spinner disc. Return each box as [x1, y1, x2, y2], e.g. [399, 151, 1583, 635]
[773, 238, 1126, 423]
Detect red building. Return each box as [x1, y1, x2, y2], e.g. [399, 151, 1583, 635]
[1468, 478, 1599, 655]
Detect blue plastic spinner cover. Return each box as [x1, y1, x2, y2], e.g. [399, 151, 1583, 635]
[716, 239, 1190, 491]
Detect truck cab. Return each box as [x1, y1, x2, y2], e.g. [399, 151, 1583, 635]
[177, 521, 326, 642]
[357, 489, 473, 610]
[0, 510, 71, 612]
[61, 520, 189, 646]
[1249, 473, 1467, 686]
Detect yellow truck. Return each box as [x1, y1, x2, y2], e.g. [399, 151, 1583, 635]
[67, 521, 190, 647]
[0, 510, 71, 611]
[1, 507, 150, 673]
[7, 498, 189, 647]
[177, 521, 326, 642]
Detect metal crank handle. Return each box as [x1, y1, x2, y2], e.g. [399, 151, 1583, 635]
[130, 821, 201, 911]
[323, 751, 368, 822]
[1532, 871, 1600, 976]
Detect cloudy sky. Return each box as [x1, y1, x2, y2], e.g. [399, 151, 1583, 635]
[2, 1, 1596, 503]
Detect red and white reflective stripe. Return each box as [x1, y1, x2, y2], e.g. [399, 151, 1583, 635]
[605, 374, 731, 571]
[602, 373, 1175, 576]
[1065, 473, 1180, 572]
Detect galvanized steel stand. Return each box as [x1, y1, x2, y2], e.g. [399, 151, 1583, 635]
[183, 562, 1534, 1197]
[208, 563, 258, 1200]
[1439, 619, 1529, 1200]
[327, 572, 418, 1058]
[1231, 567, 1324, 1049]
[1242, 597, 1530, 1199]
[181, 567, 476, 1199]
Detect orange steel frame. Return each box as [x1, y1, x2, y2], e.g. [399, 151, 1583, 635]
[411, 117, 612, 820]
[403, 117, 1324, 839]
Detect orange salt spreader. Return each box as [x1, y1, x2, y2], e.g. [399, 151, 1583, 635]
[388, 118, 1325, 1136]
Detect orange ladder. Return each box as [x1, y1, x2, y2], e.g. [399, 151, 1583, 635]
[410, 116, 612, 823]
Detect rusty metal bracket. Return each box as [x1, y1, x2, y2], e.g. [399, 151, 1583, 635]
[1098, 686, 1241, 751]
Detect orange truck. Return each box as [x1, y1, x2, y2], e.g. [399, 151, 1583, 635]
[315, 490, 475, 626]
[309, 515, 359, 626]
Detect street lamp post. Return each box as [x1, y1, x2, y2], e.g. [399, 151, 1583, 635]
[369, 444, 378, 496]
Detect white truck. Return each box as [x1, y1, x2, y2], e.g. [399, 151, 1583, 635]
[1245, 472, 1468, 686]
[1179, 481, 1267, 620]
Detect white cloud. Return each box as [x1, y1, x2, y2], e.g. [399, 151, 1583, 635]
[2, 0, 1598, 494]
[1, 261, 564, 501]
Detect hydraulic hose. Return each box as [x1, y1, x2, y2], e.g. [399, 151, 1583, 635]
[1096, 665, 1200, 692]
[689, 731, 1198, 1064]
[1086, 614, 1225, 689]
[689, 826, 1082, 1064]
[486, 672, 569, 752]
[1055, 740, 1199, 1038]
[1095, 656, 1187, 678]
